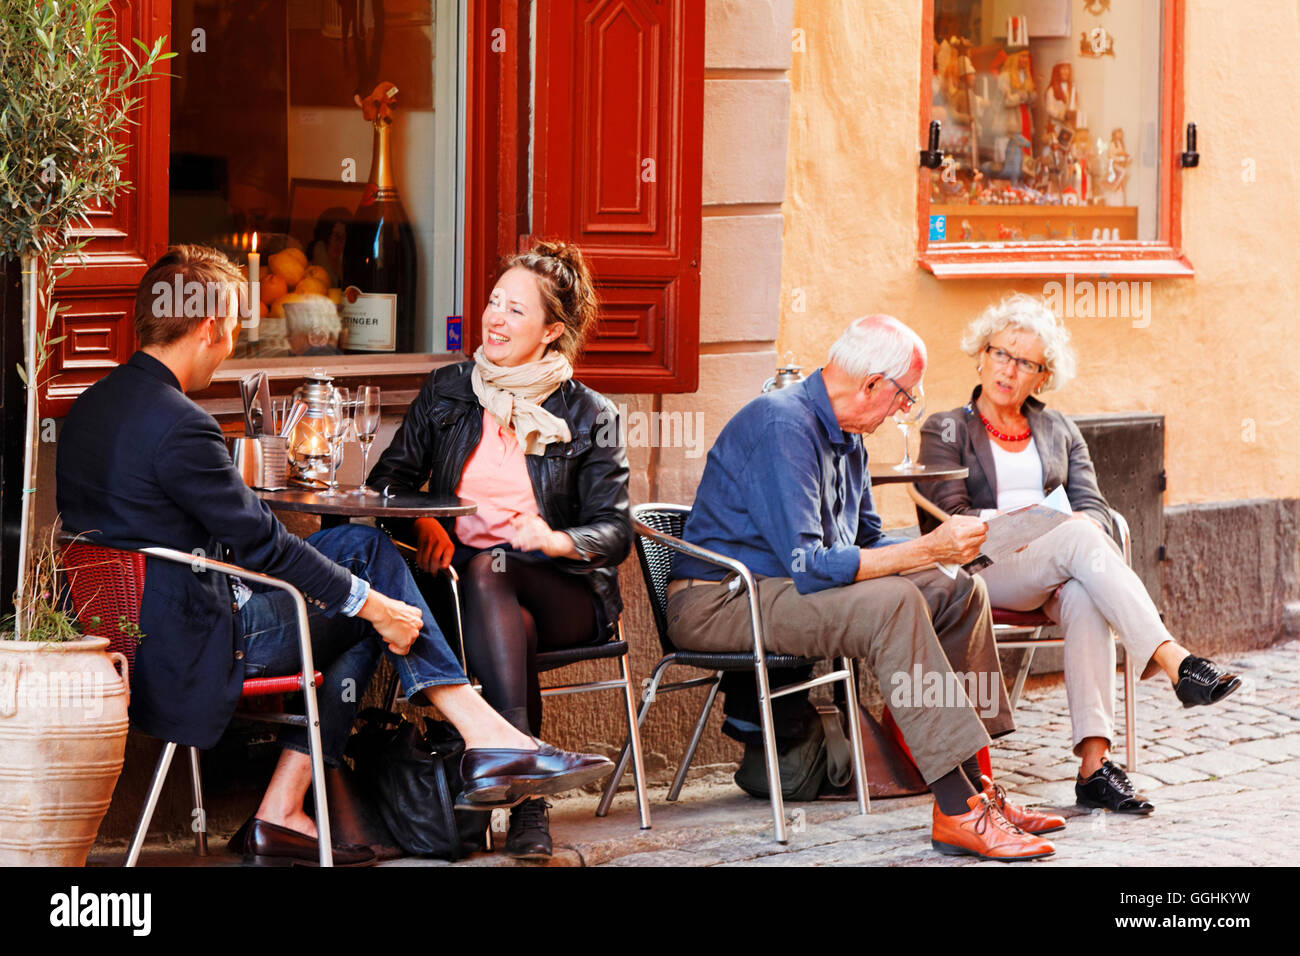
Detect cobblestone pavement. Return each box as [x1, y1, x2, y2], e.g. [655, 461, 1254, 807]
[107, 641, 1299, 867]
[407, 639, 1300, 867]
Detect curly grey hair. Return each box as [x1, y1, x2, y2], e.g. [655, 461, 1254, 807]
[960, 294, 1076, 392]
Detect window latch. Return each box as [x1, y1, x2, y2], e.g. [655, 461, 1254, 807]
[919, 120, 944, 169]
[1180, 123, 1199, 168]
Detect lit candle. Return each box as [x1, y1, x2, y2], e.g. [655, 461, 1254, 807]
[247, 232, 260, 342]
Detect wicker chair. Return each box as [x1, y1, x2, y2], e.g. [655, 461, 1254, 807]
[596, 503, 870, 845]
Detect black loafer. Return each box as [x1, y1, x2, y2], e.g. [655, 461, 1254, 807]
[1174, 655, 1242, 708]
[1076, 760, 1154, 815]
[459, 740, 613, 806]
[505, 798, 553, 861]
[242, 818, 376, 867]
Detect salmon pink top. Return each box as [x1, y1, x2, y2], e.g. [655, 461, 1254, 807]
[453, 408, 540, 548]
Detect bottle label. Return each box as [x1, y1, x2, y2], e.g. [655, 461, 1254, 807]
[340, 288, 397, 351]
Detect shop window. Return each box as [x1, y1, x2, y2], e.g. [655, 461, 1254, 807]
[168, 0, 464, 363]
[919, 0, 1191, 278]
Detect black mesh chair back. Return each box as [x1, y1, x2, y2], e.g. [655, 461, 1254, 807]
[631, 503, 690, 655]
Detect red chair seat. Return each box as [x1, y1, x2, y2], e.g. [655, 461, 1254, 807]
[241, 672, 324, 696]
[991, 607, 1053, 629]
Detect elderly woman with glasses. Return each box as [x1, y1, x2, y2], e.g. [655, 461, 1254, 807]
[916, 294, 1240, 816]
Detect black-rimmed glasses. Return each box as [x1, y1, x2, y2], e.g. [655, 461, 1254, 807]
[985, 345, 1046, 375]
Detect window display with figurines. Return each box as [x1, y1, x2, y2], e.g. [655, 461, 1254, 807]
[922, 0, 1169, 256]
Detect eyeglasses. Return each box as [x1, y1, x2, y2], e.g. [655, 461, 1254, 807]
[984, 345, 1046, 376]
[886, 377, 919, 410]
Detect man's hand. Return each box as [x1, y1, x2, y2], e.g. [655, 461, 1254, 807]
[357, 589, 423, 655]
[924, 514, 988, 564]
[413, 517, 454, 573]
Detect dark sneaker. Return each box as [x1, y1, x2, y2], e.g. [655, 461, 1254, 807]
[1076, 760, 1154, 815]
[1174, 655, 1242, 708]
[505, 797, 553, 861]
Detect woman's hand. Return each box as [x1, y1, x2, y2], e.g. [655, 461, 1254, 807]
[413, 517, 454, 572]
[507, 512, 581, 559]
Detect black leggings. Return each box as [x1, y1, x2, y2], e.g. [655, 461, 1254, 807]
[456, 550, 603, 735]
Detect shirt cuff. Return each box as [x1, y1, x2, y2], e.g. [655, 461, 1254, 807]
[340, 574, 370, 617]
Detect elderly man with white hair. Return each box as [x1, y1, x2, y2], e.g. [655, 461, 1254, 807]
[667, 315, 1061, 861]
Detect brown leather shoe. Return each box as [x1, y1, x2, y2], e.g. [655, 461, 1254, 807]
[242, 818, 376, 867]
[459, 740, 613, 806]
[982, 774, 1066, 834]
[931, 795, 1056, 862]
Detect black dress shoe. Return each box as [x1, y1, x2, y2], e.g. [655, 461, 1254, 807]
[459, 740, 614, 806]
[1076, 760, 1155, 815]
[242, 818, 376, 867]
[505, 798, 553, 861]
[1174, 655, 1242, 708]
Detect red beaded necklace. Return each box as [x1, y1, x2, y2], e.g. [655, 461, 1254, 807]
[978, 410, 1031, 443]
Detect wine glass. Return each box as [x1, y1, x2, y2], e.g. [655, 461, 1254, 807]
[319, 387, 347, 496]
[351, 386, 381, 497]
[893, 382, 926, 472]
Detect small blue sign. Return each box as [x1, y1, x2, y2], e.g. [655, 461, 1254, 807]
[445, 314, 462, 351]
[929, 214, 947, 242]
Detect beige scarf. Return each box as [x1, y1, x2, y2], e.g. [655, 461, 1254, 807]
[470, 347, 573, 455]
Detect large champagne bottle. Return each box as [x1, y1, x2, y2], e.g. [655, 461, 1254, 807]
[341, 82, 417, 353]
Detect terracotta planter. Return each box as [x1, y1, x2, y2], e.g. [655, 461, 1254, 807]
[0, 636, 129, 865]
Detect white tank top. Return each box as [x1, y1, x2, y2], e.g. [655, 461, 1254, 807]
[990, 436, 1045, 512]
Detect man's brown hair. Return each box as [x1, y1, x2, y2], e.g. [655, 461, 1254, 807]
[134, 245, 246, 347]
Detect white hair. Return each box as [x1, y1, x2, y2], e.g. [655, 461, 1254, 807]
[960, 294, 1077, 392]
[827, 315, 924, 382]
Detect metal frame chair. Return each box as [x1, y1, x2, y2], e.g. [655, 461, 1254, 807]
[598, 503, 870, 845]
[907, 487, 1141, 768]
[61, 538, 335, 866]
[401, 564, 651, 832]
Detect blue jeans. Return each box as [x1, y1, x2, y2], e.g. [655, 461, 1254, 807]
[238, 524, 468, 764]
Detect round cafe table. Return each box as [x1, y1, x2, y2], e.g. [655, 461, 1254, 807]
[868, 463, 969, 485]
[257, 488, 476, 529]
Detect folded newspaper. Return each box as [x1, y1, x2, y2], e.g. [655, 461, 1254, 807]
[933, 486, 1073, 578]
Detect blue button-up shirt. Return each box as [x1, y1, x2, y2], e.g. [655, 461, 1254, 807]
[673, 370, 906, 594]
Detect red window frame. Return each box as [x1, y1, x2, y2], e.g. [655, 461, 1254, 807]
[917, 0, 1191, 280]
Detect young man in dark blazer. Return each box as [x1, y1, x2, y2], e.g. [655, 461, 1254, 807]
[56, 246, 611, 865]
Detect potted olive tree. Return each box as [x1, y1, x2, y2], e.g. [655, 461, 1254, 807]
[0, 0, 171, 865]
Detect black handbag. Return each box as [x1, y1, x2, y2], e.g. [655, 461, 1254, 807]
[346, 708, 487, 860]
[733, 705, 854, 801]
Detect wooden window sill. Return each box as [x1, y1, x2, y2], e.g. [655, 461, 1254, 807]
[919, 244, 1194, 280]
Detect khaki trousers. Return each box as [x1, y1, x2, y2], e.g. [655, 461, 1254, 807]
[666, 568, 1012, 784]
[979, 517, 1170, 753]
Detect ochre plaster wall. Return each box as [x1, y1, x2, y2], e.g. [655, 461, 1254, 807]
[779, 1, 1300, 532]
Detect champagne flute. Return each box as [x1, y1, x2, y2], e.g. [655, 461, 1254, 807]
[352, 386, 381, 497]
[319, 387, 346, 497]
[893, 382, 926, 472]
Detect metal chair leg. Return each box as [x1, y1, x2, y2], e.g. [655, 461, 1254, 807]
[616, 645, 651, 829]
[753, 658, 787, 845]
[1123, 648, 1138, 770]
[1007, 633, 1041, 710]
[597, 656, 672, 817]
[187, 746, 208, 856]
[667, 672, 721, 802]
[126, 741, 177, 867]
[838, 657, 870, 815]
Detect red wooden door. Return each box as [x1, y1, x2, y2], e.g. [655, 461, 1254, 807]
[44, 0, 171, 418]
[468, 0, 704, 393]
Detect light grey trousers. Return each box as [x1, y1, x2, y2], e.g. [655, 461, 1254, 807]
[979, 517, 1171, 753]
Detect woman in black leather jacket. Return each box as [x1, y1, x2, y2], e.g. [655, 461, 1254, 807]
[367, 240, 631, 860]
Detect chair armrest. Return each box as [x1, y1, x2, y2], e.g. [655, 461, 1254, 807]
[632, 519, 755, 583]
[1108, 508, 1132, 567]
[57, 533, 317, 683]
[631, 519, 773, 666]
